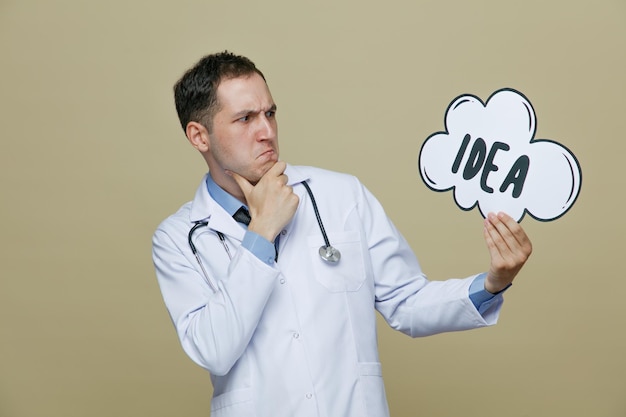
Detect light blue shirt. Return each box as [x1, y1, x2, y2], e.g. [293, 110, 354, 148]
[206, 174, 505, 312]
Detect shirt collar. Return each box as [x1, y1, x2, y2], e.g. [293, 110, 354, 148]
[206, 173, 247, 216]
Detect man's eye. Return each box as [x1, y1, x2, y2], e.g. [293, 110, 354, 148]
[238, 115, 250, 122]
[265, 111, 275, 118]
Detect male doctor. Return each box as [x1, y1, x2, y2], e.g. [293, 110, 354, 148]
[152, 51, 532, 417]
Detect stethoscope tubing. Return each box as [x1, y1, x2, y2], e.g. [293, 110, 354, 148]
[187, 180, 339, 291]
[187, 222, 229, 292]
[301, 181, 331, 249]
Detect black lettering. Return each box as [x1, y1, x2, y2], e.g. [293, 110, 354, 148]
[462, 137, 486, 180]
[499, 155, 530, 198]
[480, 141, 510, 194]
[452, 134, 471, 174]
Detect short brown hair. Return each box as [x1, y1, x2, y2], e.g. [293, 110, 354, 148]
[173, 51, 265, 132]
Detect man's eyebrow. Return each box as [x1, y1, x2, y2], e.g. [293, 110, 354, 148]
[232, 109, 254, 119]
[232, 104, 277, 119]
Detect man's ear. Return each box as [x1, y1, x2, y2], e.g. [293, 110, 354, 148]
[186, 121, 210, 153]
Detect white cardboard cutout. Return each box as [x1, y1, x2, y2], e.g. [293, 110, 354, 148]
[418, 88, 582, 222]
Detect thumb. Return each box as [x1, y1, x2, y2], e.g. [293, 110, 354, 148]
[227, 170, 253, 199]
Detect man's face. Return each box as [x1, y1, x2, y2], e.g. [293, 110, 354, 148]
[206, 73, 278, 186]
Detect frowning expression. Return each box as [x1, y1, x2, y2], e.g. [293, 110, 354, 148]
[205, 73, 278, 187]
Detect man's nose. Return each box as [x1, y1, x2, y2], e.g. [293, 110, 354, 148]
[257, 115, 276, 139]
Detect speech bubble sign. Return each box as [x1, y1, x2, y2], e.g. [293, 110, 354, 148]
[418, 88, 582, 222]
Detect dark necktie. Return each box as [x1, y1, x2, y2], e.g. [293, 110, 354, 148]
[233, 206, 251, 226]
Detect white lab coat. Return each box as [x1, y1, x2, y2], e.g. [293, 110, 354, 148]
[152, 164, 502, 417]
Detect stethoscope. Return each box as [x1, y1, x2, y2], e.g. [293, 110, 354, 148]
[300, 181, 341, 264]
[188, 180, 341, 291]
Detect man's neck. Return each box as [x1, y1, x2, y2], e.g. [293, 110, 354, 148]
[206, 173, 247, 215]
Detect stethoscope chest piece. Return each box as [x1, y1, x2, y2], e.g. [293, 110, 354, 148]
[301, 180, 341, 264]
[319, 245, 341, 263]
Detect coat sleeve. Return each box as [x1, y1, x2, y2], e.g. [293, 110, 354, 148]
[353, 181, 502, 337]
[152, 224, 278, 375]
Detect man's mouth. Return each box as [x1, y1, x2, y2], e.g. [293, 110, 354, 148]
[257, 149, 276, 159]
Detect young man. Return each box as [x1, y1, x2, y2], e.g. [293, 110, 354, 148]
[152, 51, 532, 417]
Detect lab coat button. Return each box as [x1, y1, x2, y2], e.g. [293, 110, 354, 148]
[280, 278, 285, 284]
[281, 230, 287, 236]
[306, 393, 313, 399]
[293, 332, 299, 339]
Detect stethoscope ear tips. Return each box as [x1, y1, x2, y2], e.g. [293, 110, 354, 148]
[319, 245, 341, 263]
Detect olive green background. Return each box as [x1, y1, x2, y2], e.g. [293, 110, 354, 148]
[1, 1, 624, 416]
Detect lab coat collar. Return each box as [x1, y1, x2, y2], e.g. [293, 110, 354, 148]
[189, 174, 241, 238]
[284, 164, 309, 186]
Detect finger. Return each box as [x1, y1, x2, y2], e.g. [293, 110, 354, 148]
[486, 212, 532, 264]
[484, 216, 519, 282]
[487, 212, 522, 253]
[501, 217, 532, 261]
[493, 212, 531, 254]
[486, 215, 522, 266]
[265, 160, 287, 178]
[278, 173, 288, 185]
[501, 213, 531, 250]
[490, 213, 529, 252]
[260, 162, 289, 189]
[484, 215, 505, 259]
[228, 171, 254, 198]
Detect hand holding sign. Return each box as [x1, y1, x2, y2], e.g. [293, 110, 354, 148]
[419, 88, 582, 222]
[483, 211, 532, 293]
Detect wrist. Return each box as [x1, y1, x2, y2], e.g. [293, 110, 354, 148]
[247, 220, 279, 243]
[484, 275, 512, 294]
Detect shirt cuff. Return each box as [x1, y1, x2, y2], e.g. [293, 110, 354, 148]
[469, 273, 511, 313]
[242, 231, 276, 266]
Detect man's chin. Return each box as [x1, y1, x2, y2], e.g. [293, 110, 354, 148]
[245, 167, 270, 186]
[235, 159, 279, 185]
[258, 159, 279, 176]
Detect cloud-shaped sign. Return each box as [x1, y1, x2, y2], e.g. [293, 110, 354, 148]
[419, 88, 581, 222]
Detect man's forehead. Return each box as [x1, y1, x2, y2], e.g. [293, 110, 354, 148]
[216, 74, 273, 107]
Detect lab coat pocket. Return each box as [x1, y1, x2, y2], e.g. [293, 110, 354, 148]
[358, 362, 389, 417]
[210, 388, 255, 416]
[308, 231, 366, 292]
